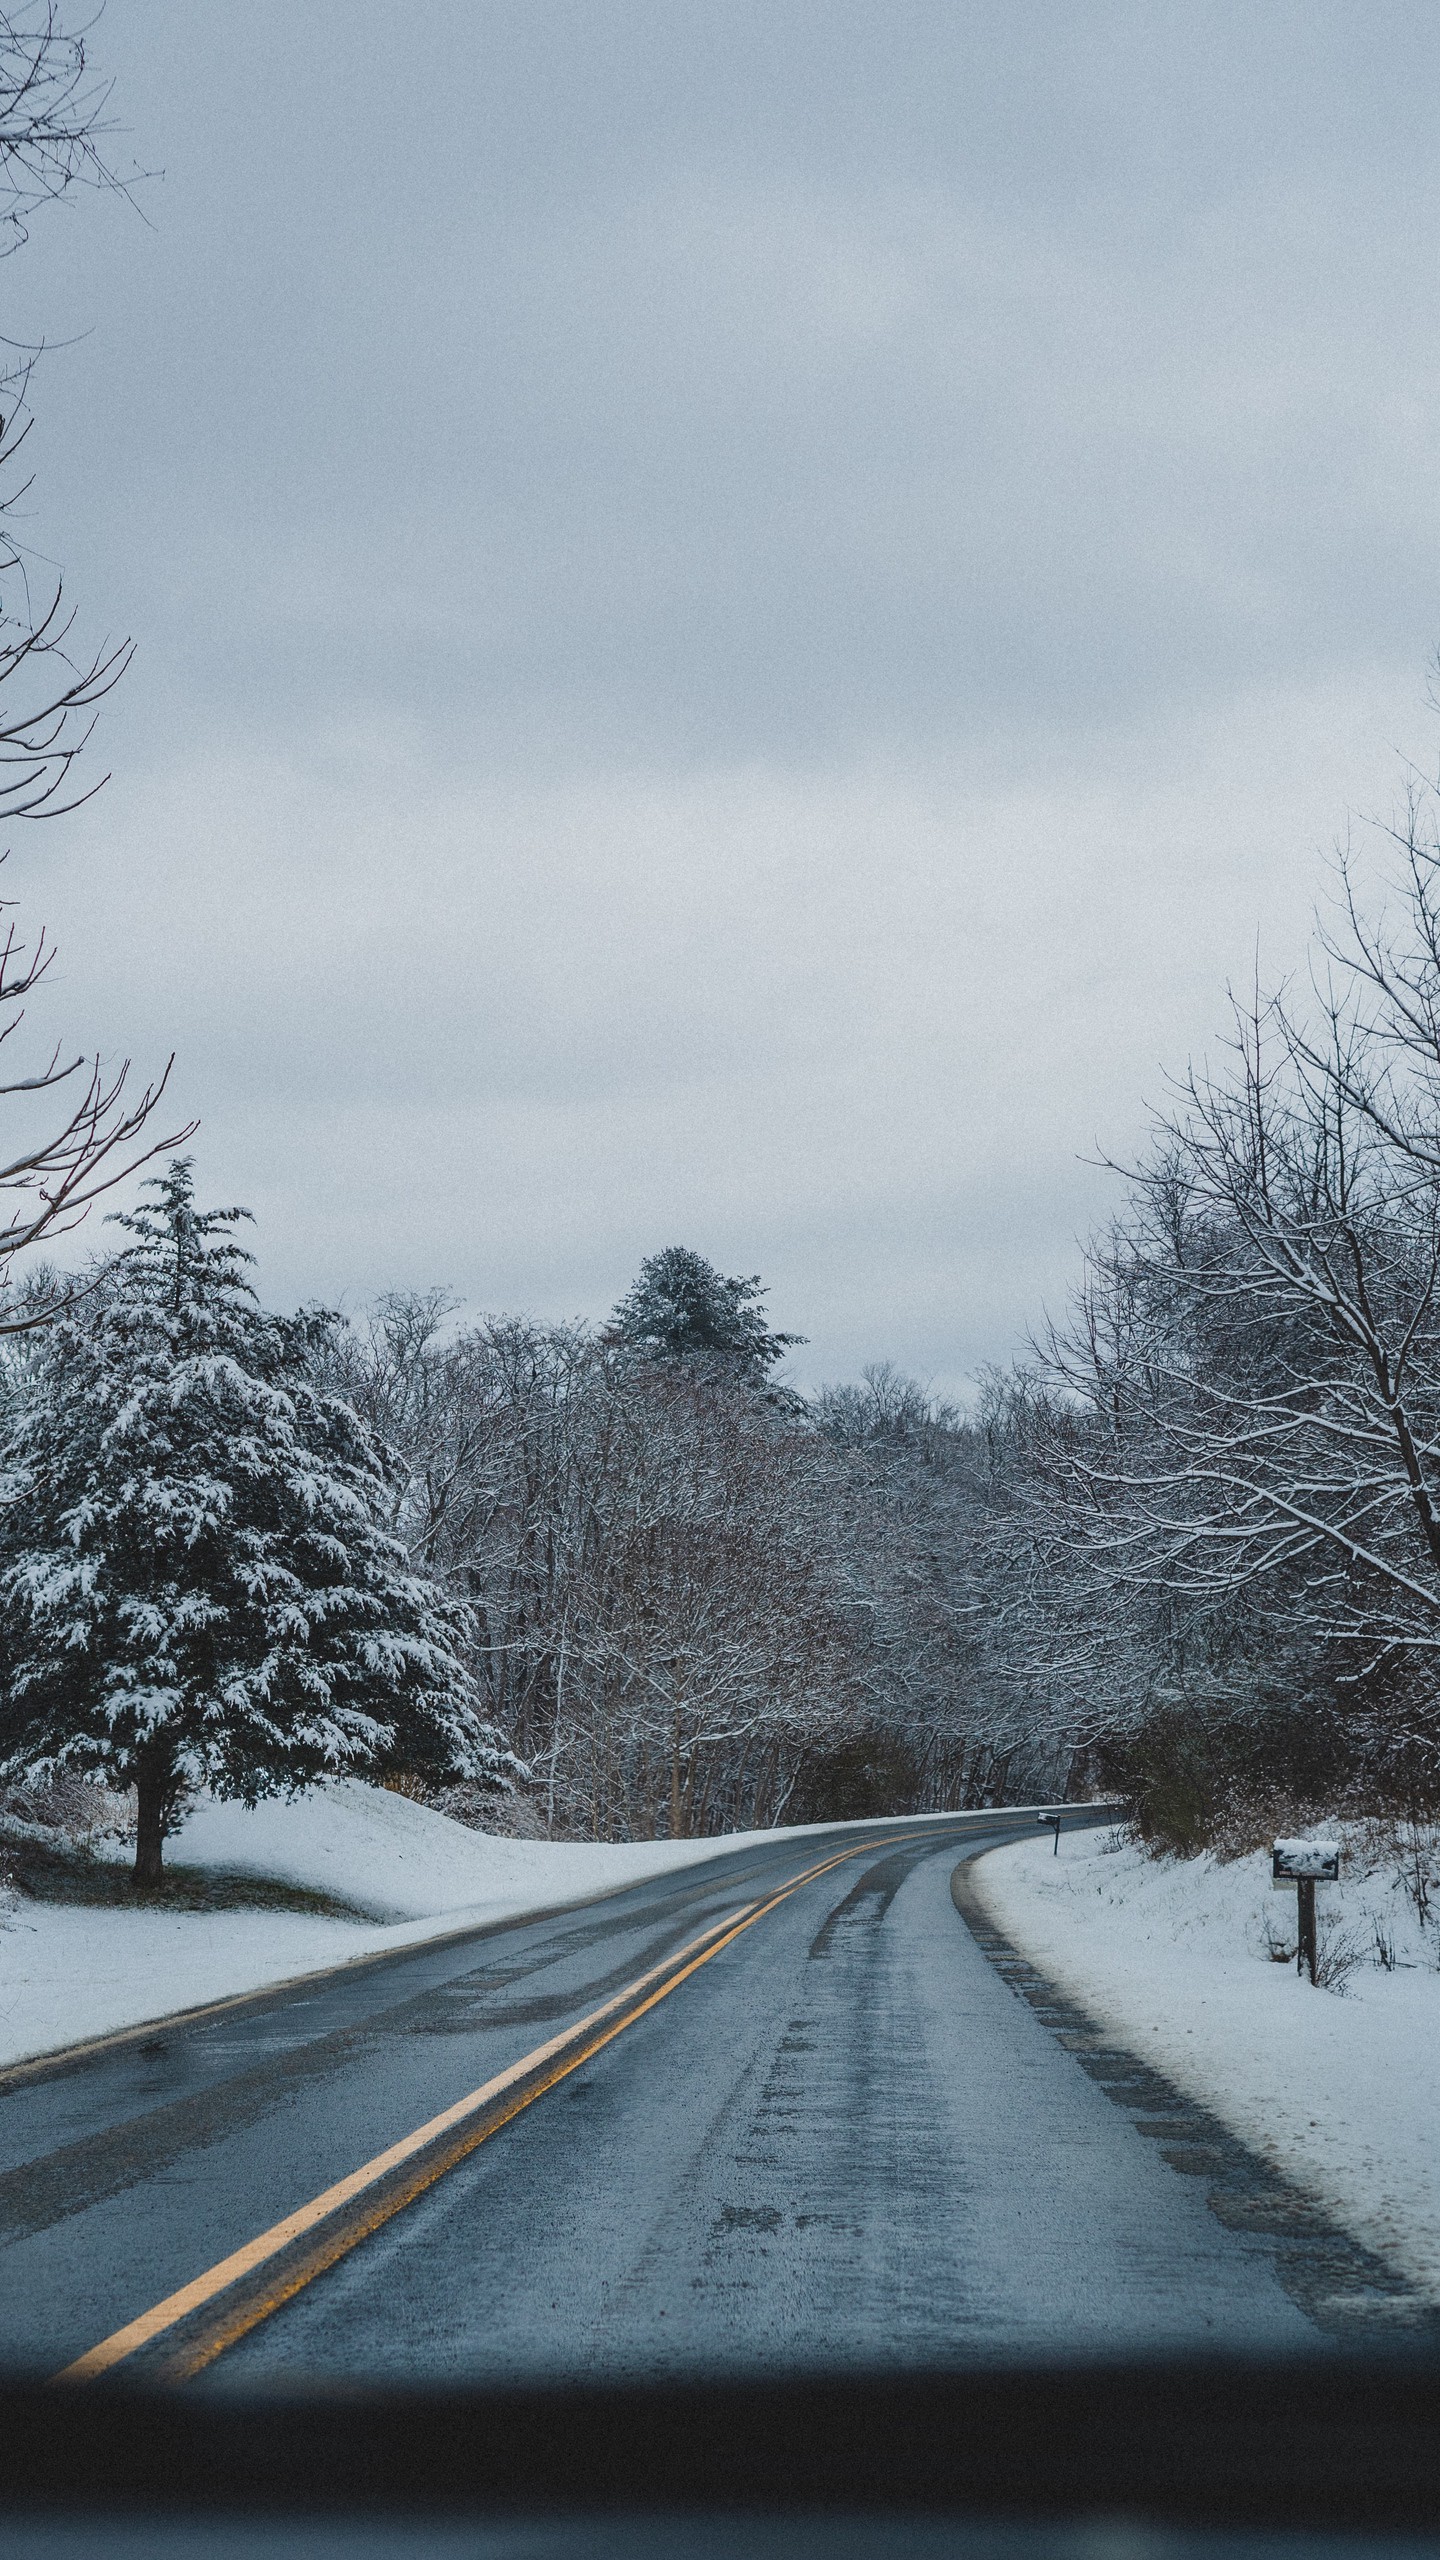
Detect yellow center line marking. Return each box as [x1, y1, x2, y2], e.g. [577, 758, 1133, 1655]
[54, 1831, 942, 2387]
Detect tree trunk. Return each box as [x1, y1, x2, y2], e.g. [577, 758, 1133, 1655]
[134, 1764, 170, 1887]
[669, 1709, 685, 1839]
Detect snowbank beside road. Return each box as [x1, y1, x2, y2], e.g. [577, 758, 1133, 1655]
[0, 1899, 450, 2076]
[0, 1782, 783, 2072]
[172, 1782, 753, 1922]
[972, 1829, 1440, 2304]
[0, 1782, 1005, 2074]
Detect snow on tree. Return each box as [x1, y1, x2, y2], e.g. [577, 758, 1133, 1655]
[0, 1162, 514, 1882]
[609, 1246, 803, 1380]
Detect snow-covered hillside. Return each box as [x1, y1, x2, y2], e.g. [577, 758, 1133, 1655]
[0, 1782, 996, 2074]
[0, 1782, 801, 2073]
[171, 1782, 762, 1922]
[973, 1827, 1440, 2304]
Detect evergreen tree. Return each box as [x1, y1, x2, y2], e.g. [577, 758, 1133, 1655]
[610, 1246, 803, 1379]
[0, 1163, 512, 1882]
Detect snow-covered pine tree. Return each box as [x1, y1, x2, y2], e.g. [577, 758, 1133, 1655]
[609, 1246, 804, 1380]
[0, 1162, 514, 1882]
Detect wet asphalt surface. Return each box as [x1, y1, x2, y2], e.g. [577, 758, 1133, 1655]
[0, 1812, 1394, 2387]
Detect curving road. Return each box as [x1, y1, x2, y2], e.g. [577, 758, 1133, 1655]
[0, 1813, 1339, 2387]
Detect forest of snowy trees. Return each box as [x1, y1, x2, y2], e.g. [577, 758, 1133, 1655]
[974, 793, 1440, 1853]
[0, 4, 1065, 1875]
[12, 783, 1440, 1869]
[1, 11, 1439, 1873]
[312, 1264, 1046, 1843]
[0, 1196, 1064, 1871]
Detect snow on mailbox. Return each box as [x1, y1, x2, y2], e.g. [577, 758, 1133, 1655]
[1272, 1838, 1340, 1883]
[1272, 1837, 1340, 1984]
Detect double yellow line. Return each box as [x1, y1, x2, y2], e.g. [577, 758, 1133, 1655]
[57, 1833, 927, 2387]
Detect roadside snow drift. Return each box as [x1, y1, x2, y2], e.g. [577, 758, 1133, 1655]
[172, 1783, 750, 1922]
[0, 1782, 990, 2074]
[0, 1782, 786, 2073]
[973, 1828, 1440, 2306]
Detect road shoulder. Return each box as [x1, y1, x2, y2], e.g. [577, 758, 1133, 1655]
[951, 1842, 1438, 2339]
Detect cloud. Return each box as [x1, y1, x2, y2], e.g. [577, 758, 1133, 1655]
[20, 669, 1409, 1391]
[2, 1, 1439, 1388]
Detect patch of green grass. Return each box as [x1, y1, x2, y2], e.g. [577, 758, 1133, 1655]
[5, 1835, 382, 1919]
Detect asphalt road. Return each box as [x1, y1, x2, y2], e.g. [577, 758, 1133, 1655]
[0, 1812, 1327, 2387]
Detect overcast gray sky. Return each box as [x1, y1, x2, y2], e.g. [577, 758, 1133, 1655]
[8, 0, 1440, 1390]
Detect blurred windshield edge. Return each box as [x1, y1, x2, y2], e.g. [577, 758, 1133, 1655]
[3, 2357, 1440, 2534]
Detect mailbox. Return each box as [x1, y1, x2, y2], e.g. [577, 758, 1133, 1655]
[1273, 1838, 1340, 1985]
[1272, 1838, 1340, 1883]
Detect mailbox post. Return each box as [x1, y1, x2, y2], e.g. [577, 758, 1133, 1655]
[1038, 1812, 1063, 1857]
[1272, 1838, 1340, 1984]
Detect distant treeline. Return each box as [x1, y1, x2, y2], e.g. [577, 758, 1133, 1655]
[13, 800, 1440, 1867]
[315, 1251, 1057, 1841]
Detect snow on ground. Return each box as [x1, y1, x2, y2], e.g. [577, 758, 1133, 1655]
[173, 1782, 764, 1923]
[0, 1781, 996, 2075]
[972, 1826, 1440, 2304]
[0, 1782, 790, 2072]
[0, 1899, 452, 2078]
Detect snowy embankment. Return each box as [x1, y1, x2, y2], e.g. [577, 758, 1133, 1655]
[972, 1827, 1440, 2303]
[0, 1782, 809, 2074]
[0, 1783, 985, 2075]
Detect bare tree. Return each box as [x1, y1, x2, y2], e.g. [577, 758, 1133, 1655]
[325, 1298, 875, 1839]
[0, 7, 186, 1313]
[813, 1365, 1072, 1807]
[1008, 785, 1440, 1786]
[0, 2, 137, 256]
[326, 1297, 1075, 1838]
